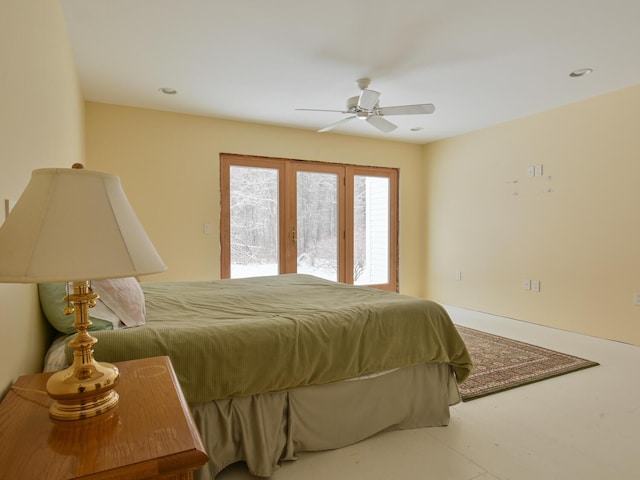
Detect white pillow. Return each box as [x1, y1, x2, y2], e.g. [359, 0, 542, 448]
[88, 295, 121, 329]
[91, 277, 146, 328]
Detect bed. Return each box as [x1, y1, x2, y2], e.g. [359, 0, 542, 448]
[40, 274, 472, 479]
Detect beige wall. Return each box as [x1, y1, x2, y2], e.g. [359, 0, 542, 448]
[85, 102, 425, 294]
[423, 84, 640, 345]
[0, 0, 85, 395]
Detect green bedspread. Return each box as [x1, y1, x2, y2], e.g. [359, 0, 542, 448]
[81, 274, 472, 403]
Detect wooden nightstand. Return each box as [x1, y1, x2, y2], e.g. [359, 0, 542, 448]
[0, 356, 208, 480]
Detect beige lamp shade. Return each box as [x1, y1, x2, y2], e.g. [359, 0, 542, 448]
[0, 167, 166, 283]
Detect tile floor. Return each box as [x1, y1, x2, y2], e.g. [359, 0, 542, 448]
[217, 306, 640, 480]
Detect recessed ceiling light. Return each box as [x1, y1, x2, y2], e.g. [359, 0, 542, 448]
[569, 68, 593, 78]
[159, 87, 178, 95]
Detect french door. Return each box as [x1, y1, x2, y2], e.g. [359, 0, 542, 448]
[220, 154, 398, 291]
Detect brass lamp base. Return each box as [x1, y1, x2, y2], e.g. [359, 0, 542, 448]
[46, 280, 120, 421]
[46, 360, 120, 421]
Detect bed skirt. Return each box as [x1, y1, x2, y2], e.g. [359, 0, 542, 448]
[191, 362, 460, 479]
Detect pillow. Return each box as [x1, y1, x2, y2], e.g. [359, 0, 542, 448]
[88, 294, 121, 328]
[38, 282, 115, 334]
[38, 277, 146, 334]
[91, 277, 146, 327]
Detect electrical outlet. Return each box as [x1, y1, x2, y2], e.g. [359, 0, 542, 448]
[535, 164, 543, 177]
[455, 271, 462, 281]
[523, 279, 531, 290]
[532, 280, 540, 292]
[527, 166, 535, 178]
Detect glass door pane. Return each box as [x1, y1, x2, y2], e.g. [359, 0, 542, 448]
[296, 170, 338, 281]
[353, 175, 389, 285]
[229, 165, 279, 278]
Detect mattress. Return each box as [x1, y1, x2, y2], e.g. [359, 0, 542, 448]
[57, 274, 471, 403]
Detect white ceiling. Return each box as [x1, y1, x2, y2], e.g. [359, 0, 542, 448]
[61, 0, 640, 144]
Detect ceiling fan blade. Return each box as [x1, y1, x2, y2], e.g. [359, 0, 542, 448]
[358, 89, 381, 110]
[296, 108, 349, 113]
[366, 115, 397, 133]
[376, 103, 435, 116]
[318, 115, 356, 133]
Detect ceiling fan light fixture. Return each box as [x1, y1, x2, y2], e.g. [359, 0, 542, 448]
[299, 79, 435, 134]
[569, 68, 593, 78]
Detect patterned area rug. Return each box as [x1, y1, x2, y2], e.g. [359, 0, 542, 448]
[456, 325, 599, 401]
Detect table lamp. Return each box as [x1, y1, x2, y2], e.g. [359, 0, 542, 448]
[0, 165, 166, 421]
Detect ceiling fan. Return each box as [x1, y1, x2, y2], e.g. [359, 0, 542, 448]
[296, 78, 435, 133]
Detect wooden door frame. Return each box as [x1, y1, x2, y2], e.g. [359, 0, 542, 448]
[220, 153, 399, 291]
[287, 160, 346, 282]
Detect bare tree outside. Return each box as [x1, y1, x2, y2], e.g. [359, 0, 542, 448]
[229, 165, 390, 284]
[229, 166, 279, 277]
[353, 176, 367, 281]
[296, 171, 338, 280]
